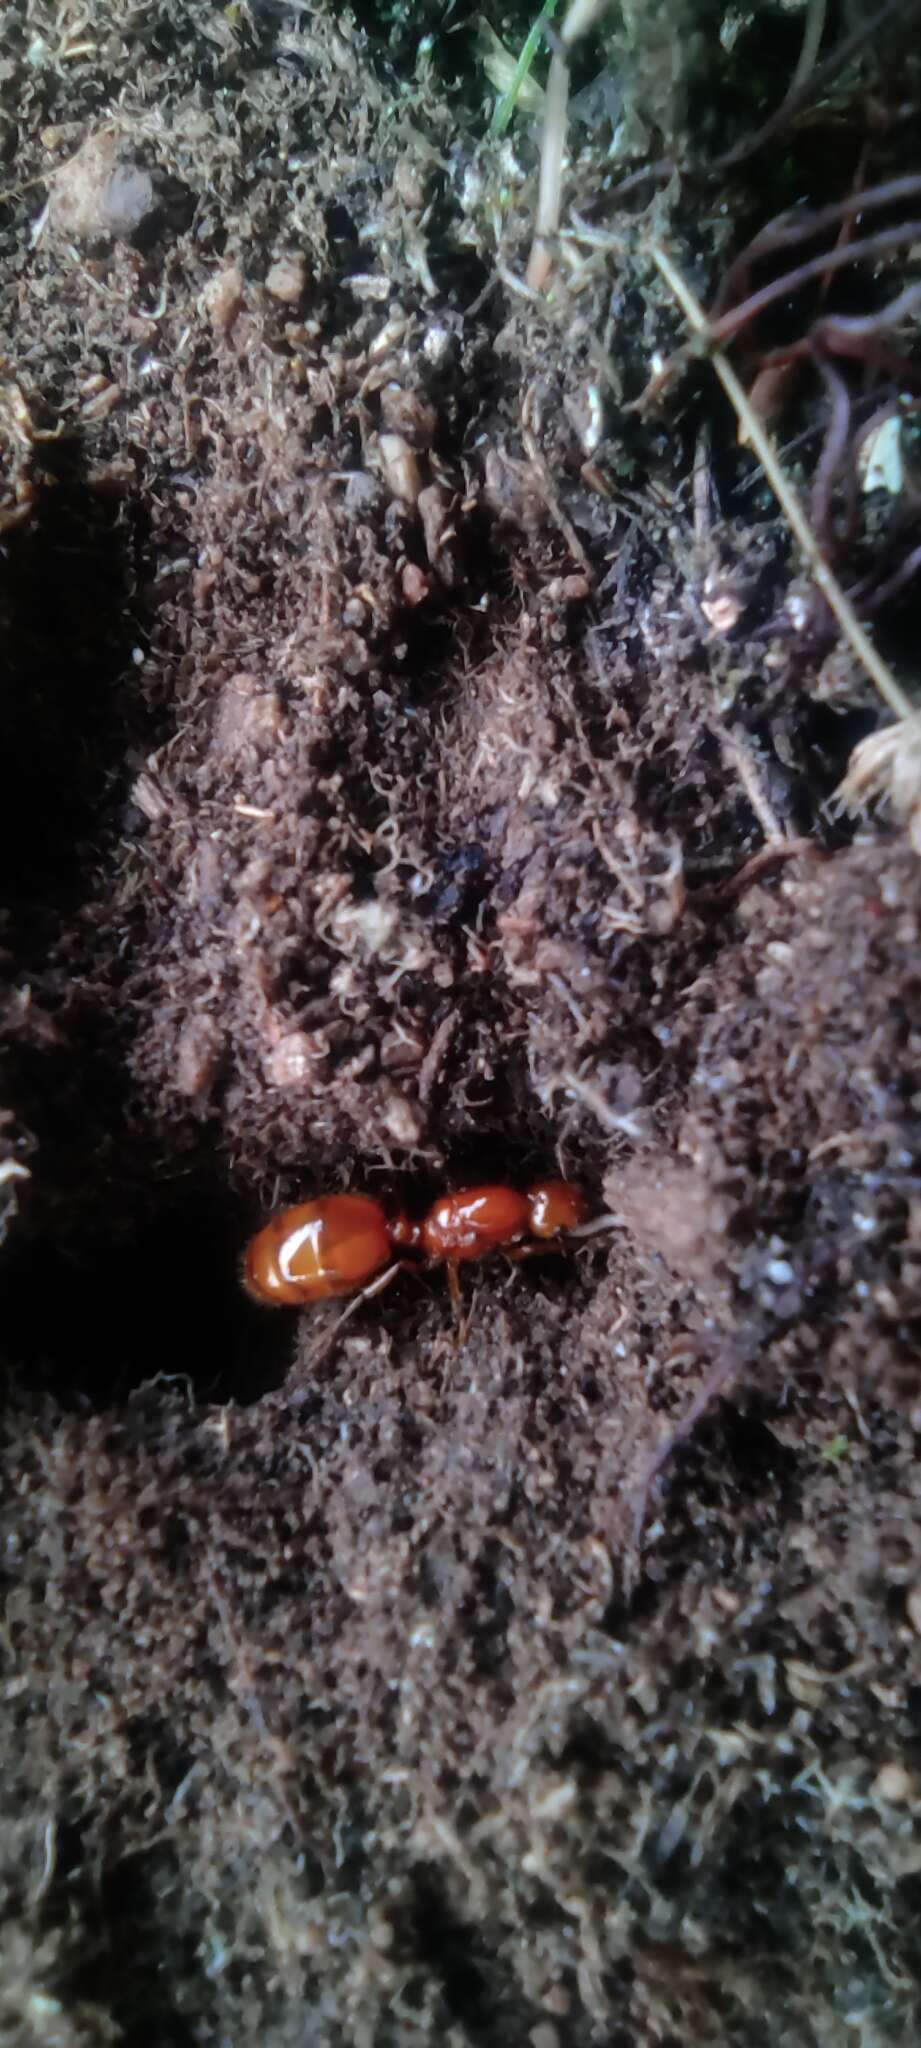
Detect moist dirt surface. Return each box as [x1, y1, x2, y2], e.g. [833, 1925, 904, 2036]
[2, 5, 921, 2045]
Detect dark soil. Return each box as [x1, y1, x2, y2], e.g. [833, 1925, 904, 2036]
[3, 4, 921, 2044]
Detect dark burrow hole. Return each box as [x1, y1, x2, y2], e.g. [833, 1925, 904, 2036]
[0, 1150, 599, 1413]
[0, 445, 146, 938]
[0, 1190, 292, 1409]
[408, 1865, 528, 2045]
[662, 1395, 798, 1505]
[69, 1846, 204, 2048]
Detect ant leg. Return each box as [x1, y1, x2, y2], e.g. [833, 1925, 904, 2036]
[305, 1260, 411, 1369]
[505, 1239, 554, 1264]
[444, 1258, 470, 1344]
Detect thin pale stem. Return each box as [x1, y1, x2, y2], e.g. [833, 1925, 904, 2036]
[526, 46, 570, 288]
[790, 0, 827, 95]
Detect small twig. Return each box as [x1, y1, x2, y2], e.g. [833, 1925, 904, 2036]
[604, 156, 674, 206]
[632, 1345, 742, 1550]
[0, 171, 51, 206]
[418, 1009, 460, 1108]
[558, 1068, 646, 1139]
[692, 424, 714, 544]
[649, 240, 914, 722]
[713, 721, 786, 842]
[689, 838, 824, 907]
[521, 390, 594, 575]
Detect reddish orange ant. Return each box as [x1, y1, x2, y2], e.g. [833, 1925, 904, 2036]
[243, 1179, 589, 1309]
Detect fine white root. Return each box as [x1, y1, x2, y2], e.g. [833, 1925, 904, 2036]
[566, 1212, 624, 1240]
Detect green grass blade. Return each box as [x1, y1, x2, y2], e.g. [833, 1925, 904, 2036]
[490, 0, 560, 137]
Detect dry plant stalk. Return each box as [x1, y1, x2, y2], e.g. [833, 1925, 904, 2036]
[648, 240, 921, 840]
[525, 0, 612, 290]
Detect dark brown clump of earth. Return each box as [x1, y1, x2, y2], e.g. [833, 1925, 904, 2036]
[3, 4, 921, 2043]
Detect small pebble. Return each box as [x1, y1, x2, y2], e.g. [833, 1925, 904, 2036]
[378, 432, 422, 506]
[265, 252, 307, 305]
[872, 1763, 913, 1804]
[50, 130, 156, 241]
